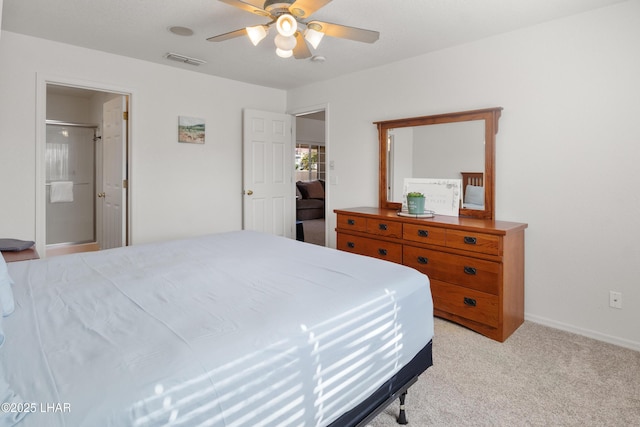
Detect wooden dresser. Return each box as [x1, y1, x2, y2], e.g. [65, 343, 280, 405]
[335, 207, 527, 342]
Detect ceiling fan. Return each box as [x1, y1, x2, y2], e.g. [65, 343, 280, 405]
[207, 0, 380, 59]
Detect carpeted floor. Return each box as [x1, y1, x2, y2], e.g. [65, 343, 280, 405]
[300, 218, 325, 246]
[293, 222, 640, 425]
[368, 318, 640, 426]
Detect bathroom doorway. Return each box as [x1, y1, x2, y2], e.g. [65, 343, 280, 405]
[44, 84, 129, 257]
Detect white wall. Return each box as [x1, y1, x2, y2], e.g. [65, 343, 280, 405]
[412, 121, 485, 178]
[288, 0, 640, 350]
[0, 31, 286, 249]
[296, 116, 325, 145]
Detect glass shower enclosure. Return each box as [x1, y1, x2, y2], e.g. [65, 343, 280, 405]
[45, 121, 97, 246]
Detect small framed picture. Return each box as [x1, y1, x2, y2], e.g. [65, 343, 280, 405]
[178, 116, 205, 144]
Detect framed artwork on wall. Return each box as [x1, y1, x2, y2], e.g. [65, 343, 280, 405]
[178, 116, 205, 144]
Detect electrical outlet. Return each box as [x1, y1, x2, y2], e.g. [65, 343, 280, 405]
[609, 291, 622, 309]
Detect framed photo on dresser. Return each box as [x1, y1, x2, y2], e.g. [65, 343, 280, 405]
[402, 178, 462, 216]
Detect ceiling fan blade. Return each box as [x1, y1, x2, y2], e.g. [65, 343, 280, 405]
[293, 32, 312, 59]
[288, 0, 332, 19]
[308, 20, 379, 43]
[207, 28, 248, 42]
[218, 0, 271, 17]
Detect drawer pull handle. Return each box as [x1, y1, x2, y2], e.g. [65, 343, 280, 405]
[378, 223, 388, 231]
[464, 297, 477, 307]
[464, 266, 477, 275]
[418, 229, 429, 237]
[378, 248, 388, 256]
[417, 256, 428, 264]
[347, 241, 355, 248]
[347, 219, 355, 225]
[464, 236, 477, 245]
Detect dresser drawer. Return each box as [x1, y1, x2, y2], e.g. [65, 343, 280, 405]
[403, 223, 446, 246]
[366, 219, 402, 238]
[446, 229, 500, 255]
[403, 246, 500, 295]
[337, 233, 402, 264]
[336, 214, 367, 232]
[431, 280, 500, 327]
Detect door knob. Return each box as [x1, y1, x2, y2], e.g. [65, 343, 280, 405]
[246, 190, 253, 195]
[97, 192, 105, 198]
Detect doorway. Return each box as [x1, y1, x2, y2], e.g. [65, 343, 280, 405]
[43, 84, 129, 257]
[294, 110, 326, 246]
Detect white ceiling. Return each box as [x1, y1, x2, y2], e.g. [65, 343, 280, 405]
[1, 0, 628, 90]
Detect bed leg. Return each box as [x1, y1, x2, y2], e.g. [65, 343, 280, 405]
[397, 391, 408, 425]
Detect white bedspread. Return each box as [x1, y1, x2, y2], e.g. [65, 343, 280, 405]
[3, 231, 433, 427]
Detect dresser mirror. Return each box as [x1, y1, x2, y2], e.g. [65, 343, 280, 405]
[375, 107, 502, 220]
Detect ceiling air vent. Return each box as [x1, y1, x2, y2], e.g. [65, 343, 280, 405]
[164, 52, 207, 66]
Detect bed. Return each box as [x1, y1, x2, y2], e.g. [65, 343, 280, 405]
[461, 172, 484, 209]
[0, 231, 433, 427]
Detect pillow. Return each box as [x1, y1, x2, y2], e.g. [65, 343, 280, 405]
[0, 355, 28, 426]
[0, 280, 14, 318]
[464, 185, 484, 206]
[0, 283, 25, 427]
[0, 239, 35, 252]
[0, 256, 15, 317]
[296, 185, 303, 199]
[298, 180, 324, 199]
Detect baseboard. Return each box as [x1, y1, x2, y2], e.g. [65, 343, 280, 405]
[525, 313, 640, 352]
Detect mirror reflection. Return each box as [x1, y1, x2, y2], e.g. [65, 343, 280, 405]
[376, 107, 502, 220]
[387, 120, 485, 208]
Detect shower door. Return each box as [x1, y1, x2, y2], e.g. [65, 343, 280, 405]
[45, 123, 96, 245]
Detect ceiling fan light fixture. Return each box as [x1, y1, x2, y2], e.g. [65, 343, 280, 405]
[276, 48, 293, 58]
[274, 34, 297, 51]
[276, 14, 297, 37]
[246, 25, 268, 46]
[252, 9, 271, 17]
[304, 28, 324, 49]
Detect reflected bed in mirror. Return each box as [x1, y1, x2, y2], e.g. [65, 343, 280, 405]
[375, 107, 502, 220]
[461, 172, 484, 209]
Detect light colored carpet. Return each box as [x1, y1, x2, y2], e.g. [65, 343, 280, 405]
[369, 318, 640, 426]
[300, 218, 325, 246]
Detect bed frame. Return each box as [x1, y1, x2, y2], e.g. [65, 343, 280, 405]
[329, 340, 433, 426]
[461, 171, 484, 199]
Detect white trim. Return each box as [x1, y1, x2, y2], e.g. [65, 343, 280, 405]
[525, 313, 640, 352]
[35, 73, 135, 257]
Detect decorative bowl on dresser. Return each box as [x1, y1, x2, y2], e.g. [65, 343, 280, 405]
[335, 207, 527, 342]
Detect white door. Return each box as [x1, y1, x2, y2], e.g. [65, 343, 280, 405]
[243, 109, 294, 238]
[100, 97, 127, 249]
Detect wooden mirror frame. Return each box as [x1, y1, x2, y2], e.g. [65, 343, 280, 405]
[375, 107, 502, 220]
